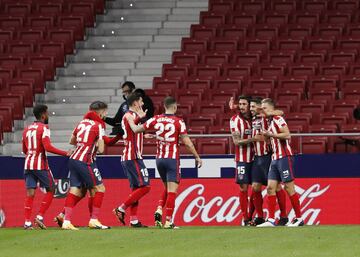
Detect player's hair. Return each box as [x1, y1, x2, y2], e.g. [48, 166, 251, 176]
[33, 105, 48, 120]
[238, 95, 251, 104]
[89, 101, 108, 111]
[163, 96, 177, 109]
[134, 88, 146, 97]
[121, 81, 135, 90]
[261, 98, 276, 107]
[250, 97, 263, 105]
[127, 93, 142, 106]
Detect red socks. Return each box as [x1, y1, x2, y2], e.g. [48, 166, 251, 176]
[130, 201, 139, 222]
[289, 193, 302, 218]
[123, 186, 151, 208]
[239, 191, 249, 220]
[252, 191, 264, 218]
[91, 192, 104, 220]
[267, 195, 277, 220]
[64, 193, 82, 221]
[24, 195, 34, 222]
[88, 196, 94, 217]
[276, 189, 287, 218]
[248, 193, 255, 220]
[158, 189, 168, 208]
[38, 192, 54, 217]
[165, 192, 176, 221]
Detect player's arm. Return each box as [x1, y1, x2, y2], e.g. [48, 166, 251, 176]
[261, 126, 291, 140]
[250, 134, 265, 142]
[103, 134, 122, 146]
[231, 132, 254, 145]
[267, 109, 284, 117]
[126, 114, 146, 133]
[181, 135, 202, 168]
[97, 125, 106, 153]
[22, 139, 28, 155]
[69, 134, 77, 145]
[42, 128, 70, 156]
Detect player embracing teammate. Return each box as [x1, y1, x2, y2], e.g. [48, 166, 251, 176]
[128, 96, 203, 229]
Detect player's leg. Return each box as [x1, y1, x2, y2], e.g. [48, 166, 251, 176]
[250, 156, 266, 225]
[114, 160, 150, 227]
[24, 170, 37, 229]
[275, 184, 288, 226]
[236, 162, 251, 225]
[278, 156, 303, 226]
[163, 159, 180, 229]
[62, 160, 85, 230]
[154, 158, 169, 227]
[257, 160, 280, 227]
[34, 169, 56, 229]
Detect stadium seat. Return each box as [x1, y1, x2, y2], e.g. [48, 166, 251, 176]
[193, 65, 222, 78]
[190, 25, 216, 39]
[275, 89, 304, 104]
[309, 77, 338, 90]
[184, 79, 211, 90]
[231, 52, 261, 65]
[219, 26, 246, 40]
[237, 1, 265, 12]
[258, 65, 286, 77]
[342, 88, 360, 100]
[172, 52, 198, 66]
[27, 55, 56, 81]
[66, 3, 96, 27]
[0, 17, 24, 29]
[267, 51, 295, 65]
[0, 106, 13, 132]
[57, 15, 86, 41]
[200, 12, 225, 26]
[320, 113, 349, 126]
[38, 41, 65, 67]
[284, 25, 313, 38]
[17, 67, 46, 94]
[271, 0, 296, 12]
[162, 64, 189, 79]
[224, 64, 252, 77]
[181, 38, 208, 53]
[289, 64, 318, 76]
[186, 126, 206, 134]
[209, 1, 234, 13]
[230, 13, 256, 26]
[299, 100, 326, 124]
[339, 76, 360, 90]
[332, 0, 359, 10]
[286, 113, 312, 131]
[202, 53, 229, 65]
[297, 51, 326, 64]
[0, 92, 24, 120]
[26, 16, 55, 29]
[248, 78, 275, 91]
[197, 138, 228, 154]
[244, 39, 271, 51]
[278, 77, 306, 90]
[35, 3, 63, 16]
[214, 79, 242, 91]
[153, 78, 181, 91]
[47, 29, 75, 54]
[308, 88, 338, 101]
[301, 137, 328, 154]
[6, 79, 35, 107]
[210, 39, 238, 52]
[198, 103, 225, 114]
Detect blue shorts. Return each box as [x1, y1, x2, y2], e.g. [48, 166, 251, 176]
[122, 159, 150, 189]
[251, 154, 272, 186]
[68, 159, 102, 188]
[156, 158, 181, 183]
[24, 169, 55, 190]
[268, 156, 296, 183]
[235, 162, 253, 185]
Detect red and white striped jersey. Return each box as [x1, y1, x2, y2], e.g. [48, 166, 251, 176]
[268, 116, 293, 160]
[23, 122, 51, 170]
[230, 114, 254, 163]
[121, 111, 144, 161]
[70, 119, 105, 164]
[252, 116, 270, 156]
[143, 114, 187, 159]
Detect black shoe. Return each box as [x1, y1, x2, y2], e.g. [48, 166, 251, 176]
[130, 222, 148, 228]
[154, 210, 162, 227]
[242, 219, 251, 226]
[113, 208, 126, 225]
[251, 217, 265, 226]
[276, 217, 289, 226]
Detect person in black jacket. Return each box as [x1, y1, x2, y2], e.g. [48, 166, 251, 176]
[104, 81, 154, 135]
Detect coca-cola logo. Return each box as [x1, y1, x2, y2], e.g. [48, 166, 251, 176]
[54, 179, 70, 198]
[174, 183, 330, 225]
[0, 208, 5, 227]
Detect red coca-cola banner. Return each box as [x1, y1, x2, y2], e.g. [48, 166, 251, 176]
[0, 178, 359, 227]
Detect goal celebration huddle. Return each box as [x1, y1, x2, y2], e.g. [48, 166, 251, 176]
[22, 93, 304, 230]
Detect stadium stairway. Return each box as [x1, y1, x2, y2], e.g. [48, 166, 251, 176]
[0, 0, 208, 155]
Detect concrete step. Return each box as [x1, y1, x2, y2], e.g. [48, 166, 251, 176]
[47, 89, 116, 97]
[66, 62, 135, 70]
[89, 28, 158, 36]
[58, 69, 130, 77]
[163, 21, 194, 28]
[70, 55, 140, 63]
[130, 68, 161, 76]
[145, 48, 174, 55]
[45, 95, 112, 104]
[167, 14, 200, 21]
[97, 22, 162, 30]
[107, 1, 176, 9]
[172, 8, 206, 15]
[158, 28, 189, 35]
[82, 35, 154, 43]
[53, 82, 120, 90]
[139, 55, 171, 62]
[52, 76, 126, 87]
[176, 1, 208, 8]
[154, 35, 183, 42]
[98, 14, 167, 22]
[77, 41, 148, 49]
[149, 41, 181, 48]
[136, 62, 163, 69]
[105, 8, 171, 16]
[75, 49, 143, 57]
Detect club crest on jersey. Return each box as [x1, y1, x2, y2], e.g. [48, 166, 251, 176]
[245, 129, 252, 135]
[54, 179, 70, 198]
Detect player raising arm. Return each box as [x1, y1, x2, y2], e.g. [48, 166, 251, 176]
[130, 96, 202, 229]
[113, 93, 151, 228]
[257, 98, 304, 227]
[22, 105, 72, 230]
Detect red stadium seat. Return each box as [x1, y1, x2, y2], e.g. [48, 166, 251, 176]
[184, 79, 211, 90]
[201, 53, 229, 65]
[339, 76, 360, 90]
[198, 103, 225, 114]
[197, 138, 228, 154]
[66, 3, 96, 27]
[0, 106, 13, 132]
[248, 78, 275, 91]
[200, 12, 225, 26]
[181, 38, 208, 53]
[178, 90, 203, 103]
[292, 12, 320, 25]
[26, 16, 55, 29]
[320, 113, 349, 126]
[0, 17, 23, 29]
[307, 37, 335, 51]
[57, 15, 86, 41]
[243, 88, 271, 99]
[237, 1, 265, 12]
[172, 52, 198, 66]
[186, 126, 206, 134]
[338, 37, 360, 50]
[297, 51, 326, 64]
[224, 64, 252, 77]
[162, 64, 189, 79]
[0, 92, 24, 120]
[286, 113, 312, 131]
[153, 77, 181, 91]
[244, 39, 271, 51]
[299, 100, 326, 123]
[275, 89, 304, 103]
[289, 64, 318, 76]
[190, 25, 216, 39]
[209, 89, 237, 102]
[193, 65, 222, 78]
[4, 3, 31, 15]
[187, 115, 215, 127]
[214, 79, 242, 91]
[230, 13, 256, 26]
[258, 65, 286, 76]
[345, 24, 360, 37]
[332, 0, 359, 10]
[0, 55, 25, 67]
[6, 78, 35, 107]
[220, 26, 246, 40]
[276, 39, 303, 51]
[309, 76, 338, 90]
[0, 30, 14, 43]
[210, 39, 238, 52]
[17, 29, 44, 41]
[342, 88, 360, 100]
[209, 2, 234, 13]
[271, 0, 296, 12]
[35, 3, 63, 16]
[27, 55, 56, 81]
[231, 52, 261, 65]
[267, 51, 295, 65]
[316, 25, 343, 37]
[284, 25, 313, 38]
[208, 126, 230, 134]
[320, 64, 348, 76]
[308, 88, 338, 101]
[47, 29, 75, 54]
[17, 67, 46, 94]
[6, 41, 35, 55]
[278, 77, 306, 90]
[301, 137, 328, 154]
[251, 25, 279, 39]
[38, 41, 66, 67]
[323, 12, 352, 24]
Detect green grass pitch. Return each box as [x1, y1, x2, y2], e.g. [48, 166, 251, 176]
[0, 226, 359, 257]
